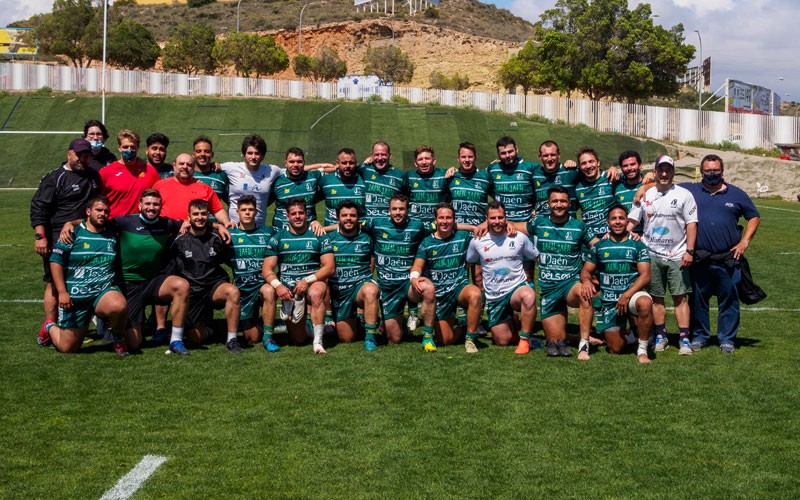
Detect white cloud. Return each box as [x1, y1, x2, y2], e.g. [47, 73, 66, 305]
[670, 0, 735, 16]
[0, 0, 52, 27]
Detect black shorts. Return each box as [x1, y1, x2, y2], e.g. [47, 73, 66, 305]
[186, 280, 228, 328]
[123, 275, 170, 327]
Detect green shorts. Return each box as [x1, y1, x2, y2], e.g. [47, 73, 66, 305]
[595, 291, 651, 332]
[58, 287, 120, 329]
[648, 255, 690, 297]
[435, 282, 468, 321]
[239, 284, 263, 330]
[487, 282, 528, 328]
[380, 280, 410, 319]
[539, 278, 579, 320]
[331, 280, 377, 322]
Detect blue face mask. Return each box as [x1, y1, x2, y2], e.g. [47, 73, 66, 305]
[703, 172, 723, 186]
[89, 140, 104, 150]
[120, 149, 137, 162]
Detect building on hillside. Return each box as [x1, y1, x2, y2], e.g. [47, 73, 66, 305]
[355, 0, 439, 16]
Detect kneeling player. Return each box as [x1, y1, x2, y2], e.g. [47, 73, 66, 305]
[228, 195, 278, 350]
[262, 198, 334, 354]
[170, 199, 243, 354]
[467, 201, 539, 354]
[411, 203, 483, 353]
[363, 194, 436, 345]
[580, 204, 653, 363]
[42, 197, 130, 355]
[326, 201, 381, 350]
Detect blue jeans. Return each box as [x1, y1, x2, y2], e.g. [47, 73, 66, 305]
[689, 262, 741, 345]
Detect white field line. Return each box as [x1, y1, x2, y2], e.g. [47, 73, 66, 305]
[99, 455, 167, 500]
[0, 187, 36, 190]
[0, 130, 82, 134]
[310, 104, 341, 129]
[4, 298, 798, 312]
[755, 205, 800, 214]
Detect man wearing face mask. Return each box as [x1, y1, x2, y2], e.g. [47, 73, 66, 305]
[681, 154, 760, 353]
[99, 129, 160, 218]
[82, 119, 117, 172]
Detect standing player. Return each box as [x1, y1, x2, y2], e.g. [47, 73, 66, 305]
[580, 204, 653, 363]
[467, 202, 539, 354]
[614, 150, 645, 234]
[411, 204, 483, 353]
[31, 138, 101, 344]
[221, 134, 282, 227]
[318, 148, 366, 227]
[154, 153, 231, 224]
[532, 141, 580, 217]
[170, 199, 244, 355]
[407, 145, 450, 227]
[359, 141, 407, 220]
[228, 195, 278, 351]
[363, 194, 436, 345]
[41, 196, 129, 356]
[326, 201, 381, 350]
[521, 187, 596, 358]
[628, 155, 697, 355]
[449, 142, 492, 229]
[575, 146, 616, 239]
[263, 198, 334, 354]
[271, 147, 322, 229]
[192, 135, 229, 206]
[99, 129, 160, 218]
[487, 137, 537, 223]
[145, 133, 172, 178]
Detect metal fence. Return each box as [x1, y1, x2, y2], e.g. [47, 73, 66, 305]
[2, 62, 798, 150]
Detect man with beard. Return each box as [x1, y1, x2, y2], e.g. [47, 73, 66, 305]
[487, 137, 537, 223]
[575, 146, 617, 239]
[99, 129, 160, 218]
[580, 204, 653, 363]
[145, 133, 172, 179]
[448, 142, 492, 229]
[318, 148, 366, 227]
[407, 145, 450, 227]
[271, 147, 322, 230]
[359, 141, 407, 220]
[153, 153, 230, 225]
[41, 197, 130, 356]
[191, 135, 229, 206]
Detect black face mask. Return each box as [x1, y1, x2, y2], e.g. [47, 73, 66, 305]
[703, 172, 723, 186]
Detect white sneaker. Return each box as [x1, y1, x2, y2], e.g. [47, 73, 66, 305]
[292, 296, 306, 324]
[465, 338, 478, 354]
[406, 314, 420, 332]
[279, 300, 293, 321]
[679, 338, 693, 356]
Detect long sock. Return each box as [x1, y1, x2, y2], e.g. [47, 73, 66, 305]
[263, 324, 274, 343]
[655, 324, 667, 337]
[170, 326, 184, 343]
[313, 324, 324, 345]
[422, 325, 434, 339]
[227, 332, 237, 342]
[466, 331, 477, 341]
[679, 327, 689, 340]
[365, 323, 377, 342]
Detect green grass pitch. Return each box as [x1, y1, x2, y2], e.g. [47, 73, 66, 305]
[1, 95, 798, 498]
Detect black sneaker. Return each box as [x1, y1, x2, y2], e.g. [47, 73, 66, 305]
[556, 339, 572, 357]
[546, 340, 559, 357]
[226, 337, 243, 354]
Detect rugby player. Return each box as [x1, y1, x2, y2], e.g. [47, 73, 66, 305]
[41, 196, 130, 356]
[532, 140, 580, 217]
[192, 135, 229, 206]
[270, 147, 322, 230]
[580, 204, 653, 363]
[411, 203, 483, 353]
[486, 137, 537, 223]
[363, 194, 436, 345]
[262, 198, 334, 354]
[574, 146, 616, 239]
[318, 148, 366, 227]
[407, 145, 450, 227]
[220, 134, 282, 227]
[326, 201, 381, 350]
[467, 201, 539, 354]
[359, 141, 407, 220]
[448, 142, 492, 229]
[169, 199, 243, 354]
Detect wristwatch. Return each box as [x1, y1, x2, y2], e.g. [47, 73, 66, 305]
[686, 249, 695, 256]
[35, 232, 45, 241]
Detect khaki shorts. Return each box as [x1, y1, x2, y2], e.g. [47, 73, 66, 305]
[648, 255, 690, 297]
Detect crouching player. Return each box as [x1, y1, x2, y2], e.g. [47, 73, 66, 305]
[170, 199, 243, 355]
[326, 200, 381, 350]
[467, 201, 539, 354]
[262, 198, 334, 354]
[580, 204, 653, 363]
[42, 196, 130, 355]
[228, 195, 278, 350]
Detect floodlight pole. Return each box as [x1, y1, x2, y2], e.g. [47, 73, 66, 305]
[237, 0, 243, 32]
[694, 30, 703, 130]
[101, 0, 108, 123]
[299, 1, 318, 55]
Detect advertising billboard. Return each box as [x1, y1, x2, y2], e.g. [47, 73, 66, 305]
[727, 79, 779, 115]
[0, 28, 37, 56]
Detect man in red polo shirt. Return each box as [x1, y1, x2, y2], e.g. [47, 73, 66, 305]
[153, 153, 231, 224]
[100, 129, 160, 217]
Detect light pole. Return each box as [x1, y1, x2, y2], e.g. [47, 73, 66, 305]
[299, 1, 318, 55]
[101, 0, 108, 123]
[237, 0, 243, 32]
[694, 30, 703, 134]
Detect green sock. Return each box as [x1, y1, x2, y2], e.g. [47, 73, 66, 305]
[325, 311, 334, 323]
[422, 325, 434, 339]
[365, 323, 377, 342]
[519, 331, 530, 340]
[466, 331, 477, 341]
[263, 325, 273, 342]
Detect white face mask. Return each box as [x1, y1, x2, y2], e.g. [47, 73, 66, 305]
[89, 140, 104, 151]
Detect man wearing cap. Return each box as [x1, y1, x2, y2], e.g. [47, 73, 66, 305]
[31, 138, 102, 345]
[681, 154, 760, 353]
[628, 155, 697, 355]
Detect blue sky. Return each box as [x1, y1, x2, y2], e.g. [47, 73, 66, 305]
[3, 0, 798, 102]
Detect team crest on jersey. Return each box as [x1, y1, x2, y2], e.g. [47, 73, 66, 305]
[83, 242, 90, 248]
[543, 231, 549, 237]
[565, 232, 573, 240]
[626, 250, 633, 258]
[306, 182, 313, 190]
[404, 233, 411, 241]
[259, 237, 265, 244]
[599, 188, 605, 195]
[455, 180, 460, 185]
[432, 250, 438, 256]
[433, 181, 439, 188]
[371, 174, 376, 180]
[238, 237, 244, 243]
[604, 252, 610, 257]
[184, 250, 193, 258]
[354, 188, 362, 195]
[284, 188, 290, 193]
[671, 199, 677, 206]
[306, 242, 312, 249]
[413, 182, 419, 188]
[555, 178, 562, 185]
[333, 245, 339, 251]
[107, 241, 113, 251]
[283, 243, 289, 249]
[355, 245, 361, 252]
[452, 243, 459, 252]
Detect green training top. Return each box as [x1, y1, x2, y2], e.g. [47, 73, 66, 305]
[526, 215, 592, 290]
[50, 222, 117, 301]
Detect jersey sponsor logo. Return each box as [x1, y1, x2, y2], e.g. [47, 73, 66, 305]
[652, 226, 670, 236]
[184, 250, 192, 258]
[209, 247, 216, 256]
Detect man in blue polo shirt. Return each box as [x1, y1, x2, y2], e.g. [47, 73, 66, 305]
[681, 154, 760, 353]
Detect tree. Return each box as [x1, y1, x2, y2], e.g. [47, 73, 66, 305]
[430, 71, 469, 90]
[524, 0, 695, 101]
[107, 20, 160, 70]
[213, 32, 289, 79]
[162, 23, 217, 75]
[293, 47, 347, 82]
[364, 46, 414, 85]
[32, 0, 102, 68]
[498, 40, 538, 95]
